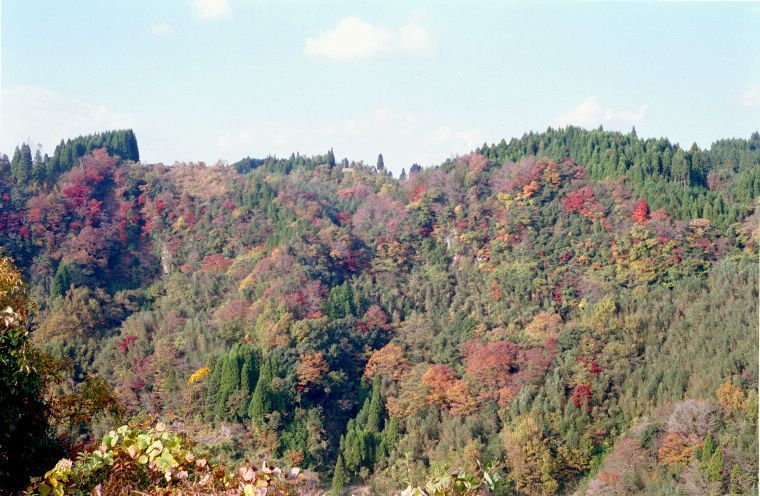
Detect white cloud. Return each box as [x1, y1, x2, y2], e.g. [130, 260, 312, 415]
[555, 96, 648, 129]
[304, 17, 432, 60]
[151, 22, 173, 36]
[193, 0, 230, 20]
[738, 84, 760, 109]
[0, 85, 134, 154]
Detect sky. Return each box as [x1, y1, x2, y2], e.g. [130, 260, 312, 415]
[1, 0, 759, 175]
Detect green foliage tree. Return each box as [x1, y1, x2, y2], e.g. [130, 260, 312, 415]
[11, 144, 33, 184]
[0, 258, 54, 491]
[248, 357, 274, 422]
[706, 448, 724, 483]
[332, 454, 348, 495]
[366, 375, 383, 434]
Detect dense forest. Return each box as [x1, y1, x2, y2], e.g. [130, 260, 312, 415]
[0, 127, 757, 495]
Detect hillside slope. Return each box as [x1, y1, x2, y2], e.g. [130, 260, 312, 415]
[0, 127, 757, 495]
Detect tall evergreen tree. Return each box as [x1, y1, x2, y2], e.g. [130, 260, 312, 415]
[32, 149, 46, 184]
[327, 148, 336, 168]
[248, 357, 274, 422]
[10, 144, 33, 184]
[215, 351, 241, 420]
[366, 375, 383, 434]
[238, 349, 259, 419]
[50, 263, 72, 301]
[332, 455, 347, 495]
[707, 448, 724, 483]
[0, 154, 10, 176]
[701, 433, 716, 465]
[379, 417, 399, 459]
[376, 154, 385, 172]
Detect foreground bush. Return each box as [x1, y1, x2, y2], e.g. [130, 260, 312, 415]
[25, 422, 317, 495]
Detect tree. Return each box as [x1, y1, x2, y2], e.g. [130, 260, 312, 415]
[342, 421, 368, 473]
[296, 352, 329, 392]
[446, 379, 478, 416]
[215, 350, 242, 420]
[248, 357, 274, 422]
[10, 144, 33, 184]
[32, 149, 47, 184]
[632, 199, 650, 223]
[657, 432, 699, 467]
[502, 415, 560, 495]
[366, 375, 383, 434]
[376, 154, 385, 172]
[0, 257, 54, 490]
[524, 312, 562, 342]
[463, 340, 519, 389]
[700, 432, 715, 465]
[716, 380, 745, 415]
[706, 448, 724, 483]
[422, 364, 458, 408]
[50, 262, 72, 300]
[327, 148, 336, 168]
[364, 343, 410, 382]
[363, 305, 390, 331]
[332, 455, 347, 495]
[378, 417, 399, 459]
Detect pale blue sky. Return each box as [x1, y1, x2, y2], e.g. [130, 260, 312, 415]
[2, 1, 759, 174]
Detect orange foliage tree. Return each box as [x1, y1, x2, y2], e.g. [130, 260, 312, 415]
[364, 343, 410, 382]
[296, 352, 330, 392]
[463, 340, 519, 389]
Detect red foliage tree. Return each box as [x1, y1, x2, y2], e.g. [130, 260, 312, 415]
[116, 335, 137, 355]
[632, 199, 650, 223]
[200, 253, 232, 273]
[363, 305, 390, 331]
[562, 186, 605, 220]
[462, 340, 519, 389]
[571, 384, 593, 411]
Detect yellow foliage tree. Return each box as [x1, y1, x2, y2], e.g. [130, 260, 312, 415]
[524, 312, 562, 342]
[716, 380, 746, 415]
[502, 416, 560, 496]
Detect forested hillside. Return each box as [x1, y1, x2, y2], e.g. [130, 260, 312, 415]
[0, 127, 757, 495]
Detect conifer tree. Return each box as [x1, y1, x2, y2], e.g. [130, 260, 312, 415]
[50, 263, 72, 301]
[332, 455, 347, 495]
[707, 448, 724, 483]
[214, 352, 241, 420]
[248, 357, 273, 422]
[701, 432, 715, 465]
[0, 154, 9, 176]
[327, 148, 336, 168]
[32, 149, 46, 184]
[10, 144, 33, 184]
[342, 423, 366, 473]
[234, 348, 258, 419]
[366, 375, 383, 434]
[376, 153, 384, 172]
